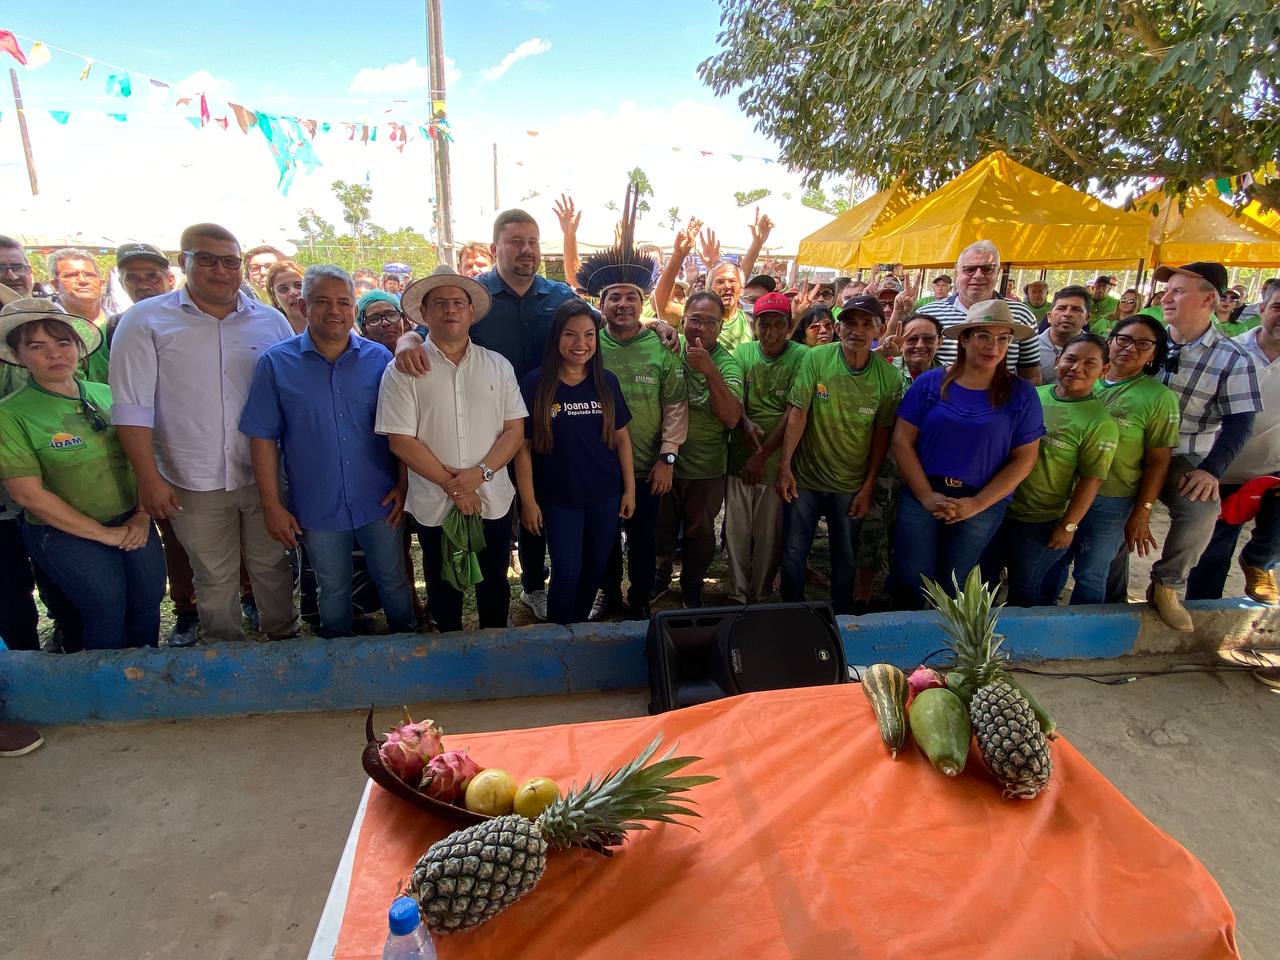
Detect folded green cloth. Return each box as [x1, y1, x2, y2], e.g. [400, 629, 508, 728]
[442, 507, 486, 592]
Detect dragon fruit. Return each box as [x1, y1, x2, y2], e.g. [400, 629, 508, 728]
[420, 749, 485, 803]
[908, 666, 947, 697]
[378, 707, 445, 783]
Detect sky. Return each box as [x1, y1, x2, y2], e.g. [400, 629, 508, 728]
[1, 1, 835, 255]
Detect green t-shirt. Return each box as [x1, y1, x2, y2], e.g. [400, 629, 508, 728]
[1214, 316, 1261, 339]
[915, 295, 937, 308]
[1094, 374, 1181, 498]
[599, 326, 687, 476]
[0, 380, 136, 524]
[0, 314, 110, 399]
[729, 340, 807, 482]
[1089, 294, 1120, 324]
[676, 338, 743, 480]
[1028, 302, 1052, 324]
[718, 308, 753, 353]
[1008, 386, 1118, 522]
[786, 345, 903, 493]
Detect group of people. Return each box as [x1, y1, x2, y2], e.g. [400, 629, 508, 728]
[0, 208, 1275, 682]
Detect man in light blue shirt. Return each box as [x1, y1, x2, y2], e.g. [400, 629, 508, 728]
[240, 265, 415, 638]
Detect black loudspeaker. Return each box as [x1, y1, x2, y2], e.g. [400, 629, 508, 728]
[645, 602, 849, 713]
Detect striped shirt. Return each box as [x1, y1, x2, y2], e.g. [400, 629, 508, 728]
[1158, 323, 1263, 457]
[918, 294, 1041, 372]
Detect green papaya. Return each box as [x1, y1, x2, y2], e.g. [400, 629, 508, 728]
[909, 688, 971, 777]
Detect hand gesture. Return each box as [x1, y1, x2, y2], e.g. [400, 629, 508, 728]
[552, 193, 580, 236]
[892, 283, 917, 320]
[876, 315, 903, 358]
[117, 512, 152, 550]
[697, 227, 720, 267]
[749, 208, 774, 246]
[941, 496, 981, 524]
[791, 283, 815, 321]
[672, 219, 700, 261]
[686, 335, 716, 376]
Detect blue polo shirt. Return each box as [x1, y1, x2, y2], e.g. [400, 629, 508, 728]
[239, 329, 400, 531]
[471, 270, 579, 377]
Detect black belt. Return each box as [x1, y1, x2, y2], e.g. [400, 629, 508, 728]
[926, 475, 982, 497]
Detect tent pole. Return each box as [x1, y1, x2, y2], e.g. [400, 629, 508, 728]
[1000, 264, 1011, 298]
[1136, 257, 1146, 293]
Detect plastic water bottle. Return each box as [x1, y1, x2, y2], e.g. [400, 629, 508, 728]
[382, 896, 436, 960]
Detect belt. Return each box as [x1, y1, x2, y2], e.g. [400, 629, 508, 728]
[926, 475, 982, 497]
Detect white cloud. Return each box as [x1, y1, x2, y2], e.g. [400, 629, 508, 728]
[481, 38, 551, 82]
[349, 57, 461, 94]
[173, 70, 235, 100]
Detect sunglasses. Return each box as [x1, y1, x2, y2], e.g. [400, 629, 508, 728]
[959, 264, 998, 276]
[78, 393, 108, 433]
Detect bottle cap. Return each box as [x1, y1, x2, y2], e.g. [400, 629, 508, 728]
[388, 896, 421, 936]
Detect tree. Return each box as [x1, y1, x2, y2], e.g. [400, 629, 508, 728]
[800, 184, 849, 216]
[627, 166, 653, 217]
[297, 208, 336, 245]
[734, 188, 771, 207]
[698, 0, 1280, 197]
[332, 179, 373, 237]
[665, 206, 681, 229]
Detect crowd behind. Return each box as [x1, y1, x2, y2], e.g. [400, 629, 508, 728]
[0, 204, 1275, 685]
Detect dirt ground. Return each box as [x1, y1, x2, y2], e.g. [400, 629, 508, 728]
[1, 657, 1275, 960]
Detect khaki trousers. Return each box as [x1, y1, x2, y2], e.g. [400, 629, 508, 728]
[724, 475, 784, 603]
[169, 484, 297, 642]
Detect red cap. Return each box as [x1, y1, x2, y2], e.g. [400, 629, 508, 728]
[752, 292, 792, 318]
[1220, 475, 1280, 526]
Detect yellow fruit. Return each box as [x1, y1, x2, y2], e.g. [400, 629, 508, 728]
[512, 776, 561, 819]
[463, 769, 517, 816]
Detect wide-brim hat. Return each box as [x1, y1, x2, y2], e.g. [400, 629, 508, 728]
[400, 265, 491, 324]
[942, 298, 1036, 341]
[0, 297, 104, 366]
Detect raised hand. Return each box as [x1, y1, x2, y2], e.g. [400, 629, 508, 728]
[749, 208, 774, 246]
[876, 315, 903, 358]
[672, 219, 700, 261]
[698, 227, 721, 267]
[553, 193, 580, 235]
[686, 335, 716, 376]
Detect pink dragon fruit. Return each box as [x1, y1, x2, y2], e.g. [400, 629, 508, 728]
[377, 707, 445, 783]
[908, 666, 947, 697]
[419, 749, 484, 803]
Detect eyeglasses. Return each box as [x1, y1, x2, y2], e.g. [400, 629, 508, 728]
[959, 264, 998, 276]
[362, 310, 407, 328]
[969, 331, 1014, 347]
[1224, 293, 1241, 301]
[0, 262, 31, 274]
[1120, 298, 1137, 306]
[184, 251, 244, 270]
[1110, 333, 1157, 351]
[78, 393, 108, 433]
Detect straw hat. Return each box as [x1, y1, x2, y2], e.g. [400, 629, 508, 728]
[941, 298, 1036, 341]
[399, 265, 491, 324]
[0, 298, 103, 366]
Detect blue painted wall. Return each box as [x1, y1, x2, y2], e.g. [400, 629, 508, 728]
[0, 601, 1254, 725]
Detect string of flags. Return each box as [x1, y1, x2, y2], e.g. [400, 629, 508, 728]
[0, 28, 453, 196]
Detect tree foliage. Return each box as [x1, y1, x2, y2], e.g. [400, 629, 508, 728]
[292, 183, 438, 276]
[627, 166, 654, 217]
[698, 0, 1280, 197]
[734, 187, 771, 207]
[332, 179, 374, 237]
[801, 184, 849, 215]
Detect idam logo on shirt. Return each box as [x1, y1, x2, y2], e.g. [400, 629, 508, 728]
[50, 433, 84, 449]
[815, 383, 830, 401]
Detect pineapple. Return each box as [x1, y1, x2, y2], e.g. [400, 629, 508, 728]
[921, 567, 1052, 800]
[407, 735, 716, 933]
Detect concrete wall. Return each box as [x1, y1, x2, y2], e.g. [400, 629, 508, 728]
[1, 600, 1274, 725]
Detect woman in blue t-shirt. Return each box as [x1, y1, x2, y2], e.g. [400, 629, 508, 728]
[515, 300, 635, 625]
[889, 300, 1045, 608]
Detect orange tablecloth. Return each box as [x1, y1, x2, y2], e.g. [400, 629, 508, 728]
[334, 685, 1238, 960]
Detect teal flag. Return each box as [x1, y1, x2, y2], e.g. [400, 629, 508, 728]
[105, 72, 131, 97]
[49, 110, 69, 124]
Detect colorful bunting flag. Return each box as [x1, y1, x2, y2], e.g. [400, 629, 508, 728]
[187, 116, 202, 129]
[49, 110, 70, 124]
[1215, 177, 1232, 196]
[199, 93, 209, 126]
[215, 116, 228, 130]
[108, 113, 127, 122]
[106, 72, 131, 97]
[0, 30, 27, 65]
[79, 58, 92, 80]
[25, 41, 50, 69]
[150, 78, 169, 89]
[229, 103, 255, 133]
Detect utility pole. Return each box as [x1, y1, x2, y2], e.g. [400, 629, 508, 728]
[492, 142, 499, 211]
[425, 0, 455, 268]
[10, 69, 38, 196]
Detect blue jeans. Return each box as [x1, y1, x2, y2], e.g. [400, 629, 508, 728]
[991, 517, 1068, 607]
[304, 520, 417, 637]
[543, 497, 621, 625]
[20, 513, 166, 650]
[1043, 495, 1133, 605]
[780, 488, 863, 614]
[1188, 486, 1280, 600]
[891, 490, 1007, 609]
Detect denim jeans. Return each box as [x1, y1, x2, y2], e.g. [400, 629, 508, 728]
[416, 511, 513, 633]
[1188, 486, 1280, 600]
[304, 520, 417, 637]
[1043, 495, 1134, 605]
[601, 485, 660, 618]
[780, 488, 863, 614]
[544, 497, 621, 625]
[0, 517, 83, 651]
[20, 513, 166, 650]
[990, 517, 1068, 607]
[891, 489, 1007, 609]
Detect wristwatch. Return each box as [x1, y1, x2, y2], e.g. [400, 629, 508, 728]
[659, 452, 677, 465]
[1063, 521, 1079, 533]
[479, 462, 494, 483]
[1139, 501, 1154, 510]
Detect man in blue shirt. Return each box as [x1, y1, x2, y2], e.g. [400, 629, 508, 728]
[240, 265, 416, 638]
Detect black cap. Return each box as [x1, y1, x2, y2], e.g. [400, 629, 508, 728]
[745, 273, 777, 293]
[115, 242, 169, 268]
[1152, 262, 1228, 296]
[839, 294, 885, 321]
[1092, 274, 1114, 285]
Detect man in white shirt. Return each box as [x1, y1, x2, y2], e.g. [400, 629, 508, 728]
[110, 223, 297, 643]
[376, 267, 527, 632]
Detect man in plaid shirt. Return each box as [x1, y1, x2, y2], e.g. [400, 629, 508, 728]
[1146, 261, 1262, 631]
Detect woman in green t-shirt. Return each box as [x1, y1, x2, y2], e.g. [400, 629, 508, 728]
[1045, 316, 1178, 604]
[0, 299, 164, 650]
[988, 333, 1118, 606]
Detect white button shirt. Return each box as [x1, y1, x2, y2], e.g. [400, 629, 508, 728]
[108, 288, 292, 491]
[375, 336, 527, 527]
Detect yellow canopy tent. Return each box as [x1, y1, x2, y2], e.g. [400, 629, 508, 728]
[796, 183, 916, 269]
[1135, 187, 1280, 267]
[1242, 199, 1280, 236]
[855, 151, 1150, 270]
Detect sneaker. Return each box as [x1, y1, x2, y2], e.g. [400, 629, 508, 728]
[589, 592, 625, 622]
[167, 612, 200, 648]
[241, 599, 260, 632]
[1240, 561, 1279, 606]
[519, 589, 548, 622]
[1148, 582, 1193, 633]
[0, 722, 44, 757]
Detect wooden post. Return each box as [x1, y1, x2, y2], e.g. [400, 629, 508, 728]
[425, 0, 455, 268]
[10, 69, 38, 196]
